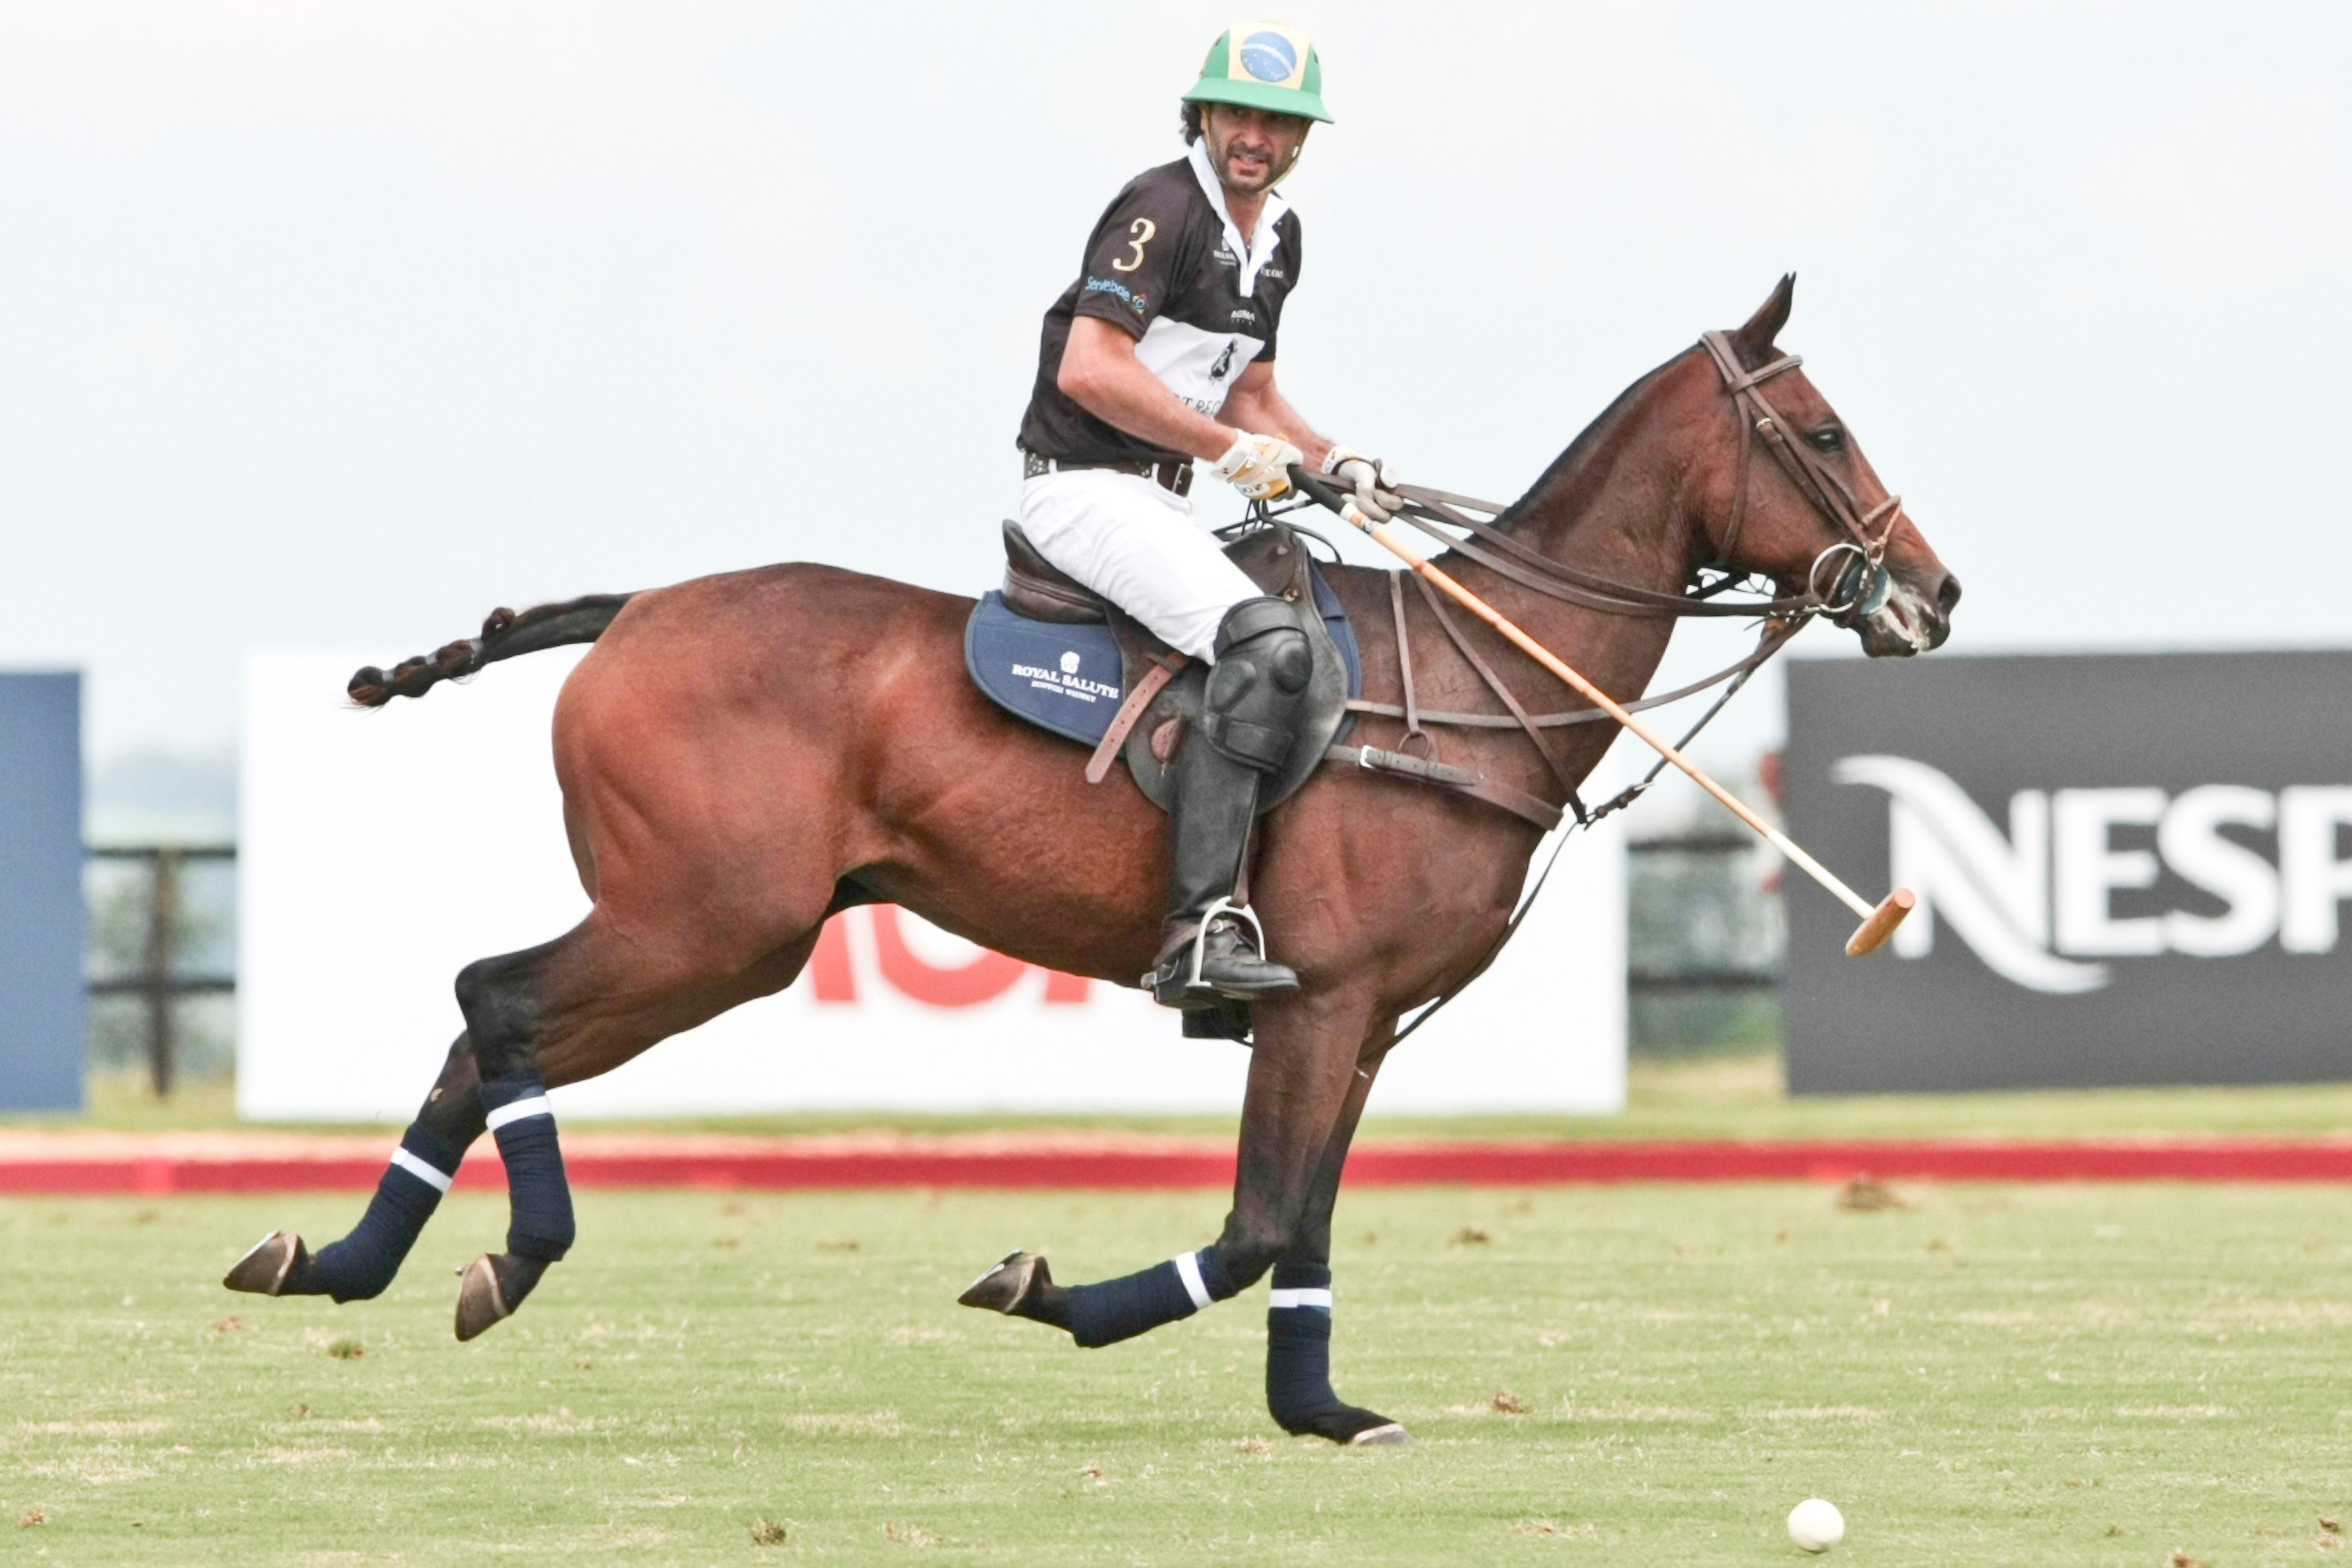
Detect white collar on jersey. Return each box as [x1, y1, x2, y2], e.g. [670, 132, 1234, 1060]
[1185, 136, 1288, 299]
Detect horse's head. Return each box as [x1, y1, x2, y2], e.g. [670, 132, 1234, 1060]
[1690, 276, 1959, 656]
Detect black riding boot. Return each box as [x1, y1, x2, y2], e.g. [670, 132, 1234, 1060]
[1149, 597, 1314, 1008]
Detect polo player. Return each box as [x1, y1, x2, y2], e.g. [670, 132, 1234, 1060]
[1015, 21, 1401, 1011]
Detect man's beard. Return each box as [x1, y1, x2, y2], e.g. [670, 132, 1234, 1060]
[1215, 139, 1297, 195]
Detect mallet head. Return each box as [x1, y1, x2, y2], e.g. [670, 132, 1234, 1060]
[1845, 888, 1916, 956]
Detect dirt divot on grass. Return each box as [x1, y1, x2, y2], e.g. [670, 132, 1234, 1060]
[1837, 1175, 1911, 1210]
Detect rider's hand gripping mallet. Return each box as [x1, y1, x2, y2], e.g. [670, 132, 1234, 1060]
[1290, 469, 1913, 956]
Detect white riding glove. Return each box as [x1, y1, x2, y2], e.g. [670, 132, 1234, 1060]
[1321, 445, 1403, 523]
[1214, 430, 1304, 501]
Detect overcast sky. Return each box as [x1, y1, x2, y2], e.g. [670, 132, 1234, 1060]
[4, 2, 2350, 765]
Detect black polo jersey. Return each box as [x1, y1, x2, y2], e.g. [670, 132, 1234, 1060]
[1018, 146, 1303, 468]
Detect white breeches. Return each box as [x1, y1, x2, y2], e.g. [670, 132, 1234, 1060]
[1018, 467, 1261, 662]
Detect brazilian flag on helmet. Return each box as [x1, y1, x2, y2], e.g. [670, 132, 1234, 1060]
[1184, 21, 1333, 123]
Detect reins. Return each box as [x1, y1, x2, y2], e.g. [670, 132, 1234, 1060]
[1385, 485, 1815, 619]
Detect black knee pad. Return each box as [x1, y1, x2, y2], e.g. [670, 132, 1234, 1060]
[1202, 599, 1312, 771]
[1203, 654, 1262, 713]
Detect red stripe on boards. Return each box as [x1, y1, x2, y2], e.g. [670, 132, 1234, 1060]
[5, 1139, 2352, 1194]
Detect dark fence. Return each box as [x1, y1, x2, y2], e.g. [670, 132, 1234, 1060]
[85, 844, 237, 1095]
[1627, 831, 1781, 1054]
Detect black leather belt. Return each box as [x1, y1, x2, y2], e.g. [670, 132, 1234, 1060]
[1022, 448, 1194, 499]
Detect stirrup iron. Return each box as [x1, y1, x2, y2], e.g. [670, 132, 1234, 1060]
[1185, 897, 1267, 992]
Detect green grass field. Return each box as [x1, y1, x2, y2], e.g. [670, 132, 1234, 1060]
[9, 1184, 2352, 1566]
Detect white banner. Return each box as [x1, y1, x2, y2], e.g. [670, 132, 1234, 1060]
[239, 650, 1624, 1120]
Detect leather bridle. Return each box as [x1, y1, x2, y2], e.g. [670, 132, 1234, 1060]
[1694, 329, 1905, 626]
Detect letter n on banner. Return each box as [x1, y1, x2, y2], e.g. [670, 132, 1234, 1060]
[807, 906, 1091, 1005]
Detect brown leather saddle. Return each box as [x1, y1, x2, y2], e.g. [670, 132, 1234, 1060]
[994, 520, 1356, 815]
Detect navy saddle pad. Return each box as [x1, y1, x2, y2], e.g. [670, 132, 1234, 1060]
[964, 566, 1361, 749]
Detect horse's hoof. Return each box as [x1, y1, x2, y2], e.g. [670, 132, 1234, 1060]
[223, 1231, 308, 1296]
[1349, 1422, 1414, 1446]
[1276, 1401, 1411, 1446]
[958, 1250, 1049, 1314]
[454, 1254, 511, 1341]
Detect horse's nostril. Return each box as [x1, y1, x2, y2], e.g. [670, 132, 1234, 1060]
[1936, 573, 1963, 617]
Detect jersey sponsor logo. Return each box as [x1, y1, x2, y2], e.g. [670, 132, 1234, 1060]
[1082, 276, 1148, 316]
[1229, 307, 1257, 325]
[1214, 245, 1284, 282]
[1136, 316, 1261, 416]
[1238, 29, 1301, 85]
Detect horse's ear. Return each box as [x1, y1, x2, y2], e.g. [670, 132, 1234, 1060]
[1731, 274, 1796, 362]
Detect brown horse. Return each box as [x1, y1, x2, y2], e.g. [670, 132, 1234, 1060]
[224, 277, 1957, 1446]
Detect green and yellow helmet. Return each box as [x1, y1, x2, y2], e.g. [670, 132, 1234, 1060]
[1183, 21, 1332, 124]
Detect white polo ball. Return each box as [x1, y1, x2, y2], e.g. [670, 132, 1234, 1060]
[1787, 1497, 1845, 1552]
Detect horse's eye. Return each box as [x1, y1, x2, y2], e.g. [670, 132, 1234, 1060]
[1807, 426, 1846, 455]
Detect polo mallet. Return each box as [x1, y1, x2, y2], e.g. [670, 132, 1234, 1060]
[1288, 467, 1913, 956]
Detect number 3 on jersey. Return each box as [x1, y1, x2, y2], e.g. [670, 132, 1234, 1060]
[1111, 217, 1156, 273]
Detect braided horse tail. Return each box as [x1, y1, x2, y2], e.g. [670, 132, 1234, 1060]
[347, 593, 636, 707]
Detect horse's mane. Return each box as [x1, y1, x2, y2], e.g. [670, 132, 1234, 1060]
[1491, 347, 1692, 535]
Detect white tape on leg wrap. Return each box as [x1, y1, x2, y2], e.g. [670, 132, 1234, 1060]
[485, 1095, 553, 1132]
[388, 1147, 454, 1193]
[1174, 1252, 1213, 1311]
[1269, 1287, 1333, 1310]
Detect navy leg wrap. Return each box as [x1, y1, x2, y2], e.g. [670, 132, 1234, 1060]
[1265, 1261, 1341, 1429]
[307, 1123, 464, 1302]
[1065, 1246, 1233, 1348]
[483, 1070, 575, 1261]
